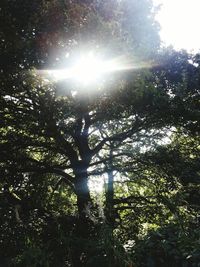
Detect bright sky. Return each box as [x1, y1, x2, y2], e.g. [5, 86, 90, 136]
[154, 0, 200, 52]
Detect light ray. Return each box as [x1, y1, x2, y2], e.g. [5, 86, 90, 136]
[37, 52, 154, 86]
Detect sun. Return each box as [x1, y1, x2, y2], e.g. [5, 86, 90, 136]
[47, 52, 116, 85]
[71, 52, 105, 85]
[40, 51, 140, 86]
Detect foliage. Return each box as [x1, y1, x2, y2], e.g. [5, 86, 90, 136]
[0, 0, 200, 266]
[134, 223, 200, 267]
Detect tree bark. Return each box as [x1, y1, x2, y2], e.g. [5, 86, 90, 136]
[104, 147, 115, 227]
[105, 170, 115, 227]
[104, 147, 116, 266]
[71, 161, 93, 267]
[70, 105, 95, 266]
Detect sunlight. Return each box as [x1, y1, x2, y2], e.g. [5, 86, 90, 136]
[47, 52, 117, 85]
[53, 52, 105, 85]
[39, 52, 146, 86]
[71, 52, 104, 85]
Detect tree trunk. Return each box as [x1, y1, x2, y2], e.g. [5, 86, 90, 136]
[71, 162, 93, 267]
[105, 169, 115, 226]
[104, 147, 117, 266]
[104, 170, 116, 266]
[105, 146, 115, 227]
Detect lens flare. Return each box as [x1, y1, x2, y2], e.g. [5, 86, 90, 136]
[37, 52, 153, 86]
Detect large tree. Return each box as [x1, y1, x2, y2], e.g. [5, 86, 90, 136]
[1, 0, 199, 266]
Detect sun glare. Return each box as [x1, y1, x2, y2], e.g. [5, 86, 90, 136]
[39, 52, 143, 86]
[71, 53, 104, 84]
[47, 52, 117, 85]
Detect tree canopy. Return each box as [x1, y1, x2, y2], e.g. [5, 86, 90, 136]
[0, 1, 199, 266]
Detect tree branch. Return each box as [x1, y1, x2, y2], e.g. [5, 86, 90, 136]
[91, 124, 143, 156]
[15, 166, 75, 190]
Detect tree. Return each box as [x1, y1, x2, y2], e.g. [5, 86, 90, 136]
[1, 0, 200, 266]
[129, 132, 200, 266]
